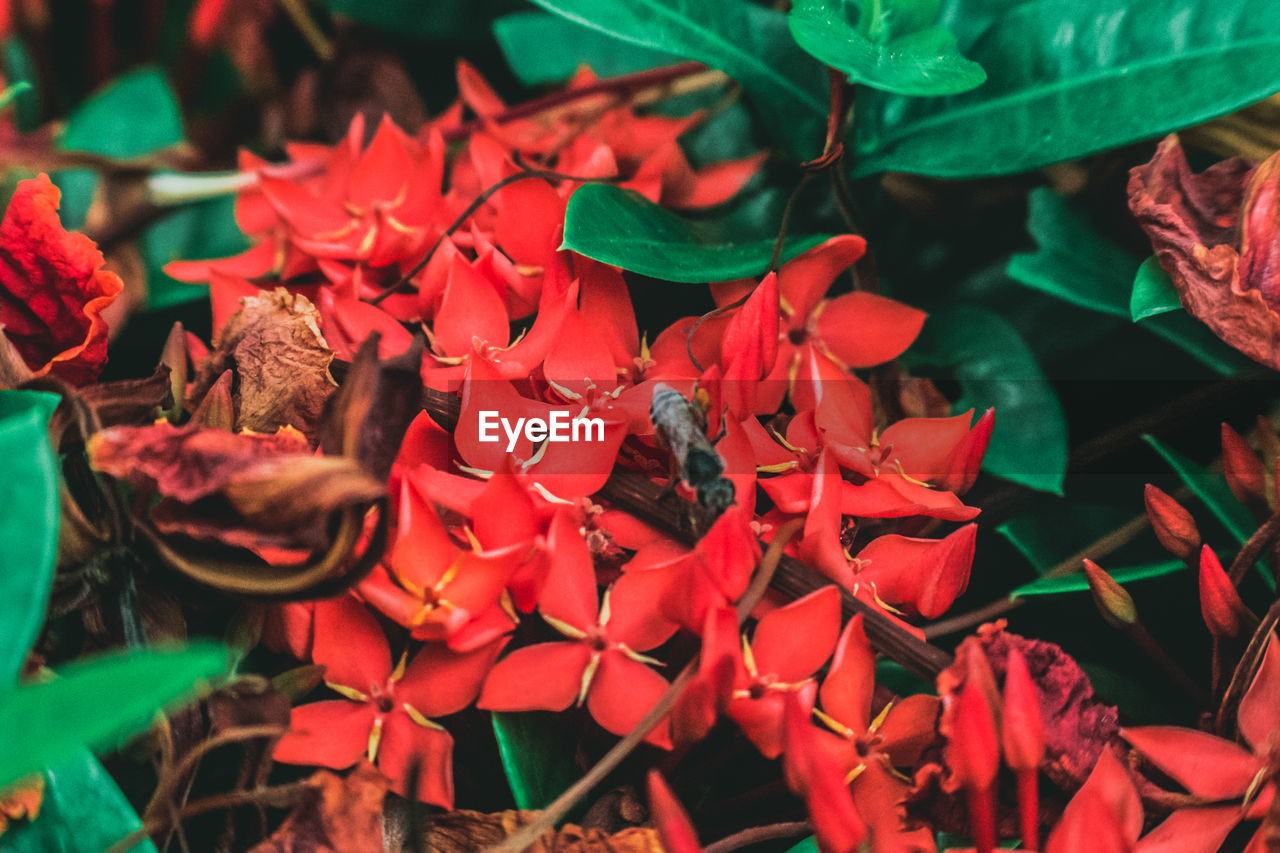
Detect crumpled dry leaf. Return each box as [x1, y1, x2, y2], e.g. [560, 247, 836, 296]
[414, 809, 664, 853]
[320, 332, 425, 481]
[189, 287, 337, 440]
[249, 762, 386, 853]
[938, 622, 1121, 792]
[1128, 134, 1280, 368]
[87, 422, 384, 550]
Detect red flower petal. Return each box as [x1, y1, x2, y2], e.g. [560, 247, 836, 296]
[814, 291, 925, 369]
[819, 614, 875, 734]
[646, 771, 703, 853]
[606, 567, 680, 653]
[1121, 726, 1258, 800]
[587, 650, 672, 749]
[1047, 748, 1143, 852]
[432, 254, 510, 356]
[477, 642, 590, 712]
[390, 475, 460, 591]
[1134, 805, 1240, 853]
[781, 692, 867, 853]
[776, 235, 866, 323]
[273, 700, 376, 769]
[0, 174, 123, 384]
[751, 585, 841, 685]
[1239, 632, 1280, 752]
[312, 596, 392, 693]
[540, 508, 601, 632]
[397, 637, 508, 718]
[377, 711, 455, 807]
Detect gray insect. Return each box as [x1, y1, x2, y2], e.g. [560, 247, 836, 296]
[649, 382, 735, 517]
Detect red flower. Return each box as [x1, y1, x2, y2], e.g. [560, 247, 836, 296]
[273, 596, 504, 807]
[1044, 747, 1142, 853]
[0, 174, 123, 385]
[782, 692, 868, 853]
[1121, 632, 1280, 850]
[478, 509, 678, 748]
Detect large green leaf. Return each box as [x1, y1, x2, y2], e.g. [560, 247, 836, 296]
[494, 12, 680, 85]
[0, 751, 155, 853]
[525, 0, 828, 155]
[910, 305, 1067, 494]
[1007, 189, 1252, 375]
[788, 0, 985, 96]
[998, 499, 1139, 574]
[1010, 559, 1184, 598]
[1130, 257, 1181, 321]
[0, 391, 60, 687]
[57, 67, 183, 228]
[855, 0, 1280, 177]
[141, 194, 248, 310]
[491, 712, 582, 811]
[0, 644, 227, 788]
[784, 839, 819, 853]
[562, 184, 830, 281]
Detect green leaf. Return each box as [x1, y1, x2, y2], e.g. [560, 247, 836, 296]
[2, 39, 40, 133]
[562, 185, 830, 281]
[0, 644, 227, 788]
[788, 0, 985, 96]
[1007, 189, 1130, 318]
[1130, 256, 1182, 321]
[494, 12, 680, 85]
[855, 0, 1280, 177]
[784, 838, 819, 853]
[1142, 434, 1255, 545]
[1010, 559, 1184, 598]
[141, 194, 249, 309]
[525, 0, 827, 156]
[997, 500, 1137, 574]
[1006, 189, 1252, 374]
[0, 751, 155, 853]
[0, 391, 60, 687]
[57, 67, 183, 228]
[491, 712, 582, 811]
[910, 305, 1067, 494]
[0, 81, 30, 114]
[875, 659, 934, 696]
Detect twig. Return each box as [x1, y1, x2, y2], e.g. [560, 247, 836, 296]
[704, 820, 813, 853]
[1227, 506, 1280, 586]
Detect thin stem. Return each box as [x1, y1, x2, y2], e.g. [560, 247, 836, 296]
[277, 0, 333, 61]
[704, 821, 812, 853]
[966, 784, 996, 853]
[1215, 597, 1280, 735]
[1227, 506, 1280, 586]
[1016, 769, 1039, 852]
[1127, 621, 1211, 707]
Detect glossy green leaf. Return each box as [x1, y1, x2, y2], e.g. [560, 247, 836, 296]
[494, 12, 680, 85]
[788, 0, 984, 96]
[0, 643, 227, 788]
[1142, 434, 1255, 545]
[562, 185, 830, 281]
[1007, 189, 1252, 374]
[998, 500, 1137, 574]
[1007, 189, 1130, 318]
[855, 0, 1280, 177]
[57, 67, 183, 228]
[0, 391, 60, 687]
[491, 712, 581, 811]
[784, 838, 819, 853]
[2, 39, 38, 132]
[1010, 559, 1184, 598]
[1080, 662, 1177, 725]
[1130, 256, 1182, 321]
[911, 305, 1067, 494]
[526, 0, 827, 155]
[0, 751, 155, 853]
[141, 194, 248, 309]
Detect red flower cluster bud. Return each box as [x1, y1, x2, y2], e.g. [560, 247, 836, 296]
[1143, 483, 1201, 561]
[1222, 423, 1266, 505]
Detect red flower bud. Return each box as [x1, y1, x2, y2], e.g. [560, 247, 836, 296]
[1144, 484, 1201, 561]
[946, 670, 1000, 790]
[1198, 545, 1254, 639]
[1221, 423, 1265, 505]
[1001, 647, 1044, 771]
[1083, 560, 1137, 629]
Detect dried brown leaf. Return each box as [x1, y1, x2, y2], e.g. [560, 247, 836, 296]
[249, 762, 386, 853]
[414, 809, 664, 853]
